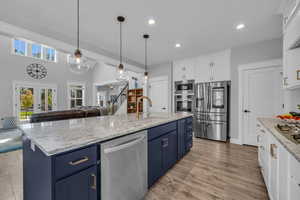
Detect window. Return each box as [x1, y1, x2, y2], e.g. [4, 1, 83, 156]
[68, 84, 85, 108]
[12, 38, 57, 62]
[14, 39, 26, 56]
[31, 43, 42, 59]
[45, 47, 56, 62]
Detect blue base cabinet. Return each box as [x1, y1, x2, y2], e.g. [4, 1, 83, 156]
[148, 117, 193, 188]
[23, 137, 99, 200]
[55, 166, 97, 200]
[23, 116, 193, 199]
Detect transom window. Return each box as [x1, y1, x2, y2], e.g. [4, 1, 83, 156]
[12, 38, 57, 62]
[68, 84, 85, 109]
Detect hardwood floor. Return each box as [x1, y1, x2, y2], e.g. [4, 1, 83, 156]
[145, 139, 269, 200]
[0, 139, 268, 200]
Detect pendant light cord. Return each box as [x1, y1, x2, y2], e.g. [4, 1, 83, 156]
[77, 0, 80, 50]
[145, 38, 147, 72]
[120, 21, 122, 64]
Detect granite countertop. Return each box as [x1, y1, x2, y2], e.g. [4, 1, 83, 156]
[19, 112, 193, 156]
[258, 117, 300, 162]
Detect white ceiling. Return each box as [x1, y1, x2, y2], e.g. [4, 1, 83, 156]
[0, 0, 283, 67]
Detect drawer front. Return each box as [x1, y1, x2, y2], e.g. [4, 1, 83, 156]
[55, 146, 97, 180]
[148, 122, 177, 141]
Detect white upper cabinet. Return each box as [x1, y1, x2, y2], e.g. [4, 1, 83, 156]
[209, 50, 231, 82]
[283, 0, 300, 89]
[194, 56, 211, 82]
[173, 58, 195, 82]
[173, 49, 231, 83]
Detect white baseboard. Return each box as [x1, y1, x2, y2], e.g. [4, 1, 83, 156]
[230, 138, 242, 145]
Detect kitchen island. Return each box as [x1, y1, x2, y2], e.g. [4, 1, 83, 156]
[20, 112, 193, 200]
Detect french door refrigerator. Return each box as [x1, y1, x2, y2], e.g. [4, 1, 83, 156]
[194, 81, 230, 141]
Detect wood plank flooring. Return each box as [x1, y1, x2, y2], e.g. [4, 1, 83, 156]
[145, 139, 269, 200]
[0, 139, 268, 200]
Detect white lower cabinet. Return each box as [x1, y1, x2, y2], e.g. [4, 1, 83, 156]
[288, 155, 300, 200]
[257, 121, 300, 200]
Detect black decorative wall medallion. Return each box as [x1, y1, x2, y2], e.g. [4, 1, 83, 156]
[26, 63, 47, 79]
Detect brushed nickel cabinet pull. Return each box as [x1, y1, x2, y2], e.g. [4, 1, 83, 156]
[69, 156, 89, 166]
[257, 135, 261, 143]
[91, 174, 97, 190]
[270, 144, 277, 159]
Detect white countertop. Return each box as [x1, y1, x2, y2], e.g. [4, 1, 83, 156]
[19, 112, 193, 156]
[258, 118, 300, 163]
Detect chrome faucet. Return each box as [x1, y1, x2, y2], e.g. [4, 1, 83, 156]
[136, 96, 153, 119]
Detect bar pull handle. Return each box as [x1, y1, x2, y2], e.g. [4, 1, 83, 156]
[69, 156, 89, 166]
[162, 138, 169, 148]
[257, 135, 261, 143]
[270, 144, 277, 159]
[91, 174, 97, 190]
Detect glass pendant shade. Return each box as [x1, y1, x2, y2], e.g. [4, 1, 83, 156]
[115, 63, 127, 80]
[68, 49, 90, 74]
[144, 71, 148, 81]
[68, 0, 90, 74]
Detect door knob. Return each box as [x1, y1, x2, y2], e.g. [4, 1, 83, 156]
[244, 110, 251, 113]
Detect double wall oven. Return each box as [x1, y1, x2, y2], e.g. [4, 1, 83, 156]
[174, 80, 195, 112]
[194, 81, 230, 141]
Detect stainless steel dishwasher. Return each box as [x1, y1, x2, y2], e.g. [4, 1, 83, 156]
[100, 131, 148, 200]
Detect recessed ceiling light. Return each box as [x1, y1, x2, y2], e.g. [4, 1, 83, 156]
[148, 18, 156, 25]
[236, 23, 245, 30]
[175, 43, 181, 48]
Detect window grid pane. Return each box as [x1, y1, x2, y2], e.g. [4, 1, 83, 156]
[14, 39, 26, 56]
[31, 44, 42, 59]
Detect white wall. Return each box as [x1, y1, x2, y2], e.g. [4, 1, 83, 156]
[148, 62, 173, 112]
[0, 21, 143, 121]
[92, 62, 144, 89]
[230, 38, 284, 139]
[0, 34, 94, 118]
[150, 38, 300, 141]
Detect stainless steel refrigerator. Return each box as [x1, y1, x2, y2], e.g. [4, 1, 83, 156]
[194, 81, 230, 141]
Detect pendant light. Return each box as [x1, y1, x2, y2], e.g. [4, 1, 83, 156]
[116, 16, 127, 80]
[68, 0, 90, 74]
[143, 34, 149, 80]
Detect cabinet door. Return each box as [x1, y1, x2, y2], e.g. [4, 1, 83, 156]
[173, 60, 195, 82]
[148, 138, 163, 187]
[177, 119, 186, 159]
[211, 50, 231, 81]
[55, 166, 97, 200]
[289, 177, 300, 200]
[194, 57, 211, 82]
[278, 145, 289, 200]
[162, 131, 178, 172]
[269, 136, 279, 200]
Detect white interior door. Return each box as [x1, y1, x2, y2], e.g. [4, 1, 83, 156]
[148, 77, 169, 113]
[242, 66, 284, 146]
[14, 83, 57, 121]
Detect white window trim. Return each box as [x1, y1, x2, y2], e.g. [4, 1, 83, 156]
[12, 81, 58, 121]
[11, 38, 58, 63]
[67, 82, 86, 109]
